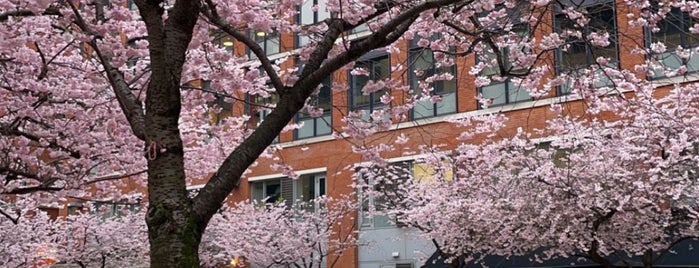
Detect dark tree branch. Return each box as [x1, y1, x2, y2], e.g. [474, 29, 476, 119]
[68, 2, 147, 141]
[586, 209, 618, 268]
[0, 206, 19, 224]
[0, 6, 62, 22]
[83, 169, 147, 185]
[5, 186, 63, 195]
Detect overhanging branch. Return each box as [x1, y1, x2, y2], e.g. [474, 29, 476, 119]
[0, 6, 62, 22]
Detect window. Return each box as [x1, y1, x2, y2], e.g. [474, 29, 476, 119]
[251, 173, 326, 211]
[554, 0, 618, 94]
[294, 174, 326, 212]
[647, 0, 699, 79]
[67, 201, 84, 216]
[252, 179, 284, 204]
[246, 92, 280, 142]
[211, 30, 235, 51]
[93, 200, 140, 219]
[350, 55, 390, 120]
[358, 160, 452, 228]
[127, 0, 137, 11]
[248, 31, 280, 59]
[296, 0, 330, 47]
[295, 76, 332, 139]
[409, 47, 457, 118]
[350, 23, 369, 34]
[358, 162, 411, 228]
[478, 26, 532, 107]
[204, 80, 233, 124]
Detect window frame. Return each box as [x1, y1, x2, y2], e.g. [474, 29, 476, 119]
[294, 75, 333, 140]
[476, 25, 533, 107]
[349, 53, 390, 116]
[553, 0, 619, 95]
[250, 173, 327, 212]
[357, 162, 412, 229]
[645, 0, 699, 79]
[408, 45, 458, 119]
[295, 0, 331, 48]
[246, 30, 281, 59]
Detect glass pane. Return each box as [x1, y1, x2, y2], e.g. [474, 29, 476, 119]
[374, 57, 390, 79]
[352, 23, 369, 34]
[318, 177, 326, 196]
[508, 82, 532, 103]
[267, 36, 280, 55]
[652, 9, 683, 48]
[265, 181, 281, 203]
[410, 49, 436, 95]
[436, 92, 457, 115]
[352, 75, 370, 107]
[561, 41, 589, 69]
[297, 117, 314, 139]
[316, 115, 331, 136]
[300, 0, 315, 25]
[317, 0, 329, 21]
[481, 83, 507, 106]
[352, 57, 389, 109]
[373, 215, 392, 228]
[480, 48, 501, 76]
[437, 65, 457, 94]
[298, 35, 309, 47]
[252, 182, 264, 202]
[413, 99, 433, 119]
[297, 176, 314, 202]
[317, 78, 333, 110]
[688, 53, 699, 72]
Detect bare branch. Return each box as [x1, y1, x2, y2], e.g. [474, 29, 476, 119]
[83, 170, 147, 185]
[68, 3, 147, 140]
[0, 6, 62, 22]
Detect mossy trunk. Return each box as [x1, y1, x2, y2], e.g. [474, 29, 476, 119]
[144, 135, 205, 267]
[147, 205, 204, 267]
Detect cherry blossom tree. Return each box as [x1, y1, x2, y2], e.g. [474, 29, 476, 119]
[356, 19, 699, 268]
[200, 197, 358, 268]
[0, 0, 472, 266]
[2, 0, 699, 267]
[0, 207, 147, 268]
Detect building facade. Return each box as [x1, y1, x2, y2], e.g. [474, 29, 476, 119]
[197, 0, 699, 267]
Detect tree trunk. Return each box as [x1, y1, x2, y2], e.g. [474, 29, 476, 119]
[145, 146, 204, 268]
[132, 0, 202, 266]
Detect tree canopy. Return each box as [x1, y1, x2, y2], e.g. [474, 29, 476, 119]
[1, 0, 699, 267]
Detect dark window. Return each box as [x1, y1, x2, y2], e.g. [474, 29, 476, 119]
[350, 55, 390, 118]
[295, 76, 332, 139]
[204, 80, 232, 124]
[409, 47, 457, 118]
[647, 0, 699, 78]
[554, 0, 618, 94]
[245, 92, 279, 143]
[478, 25, 532, 107]
[251, 174, 326, 211]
